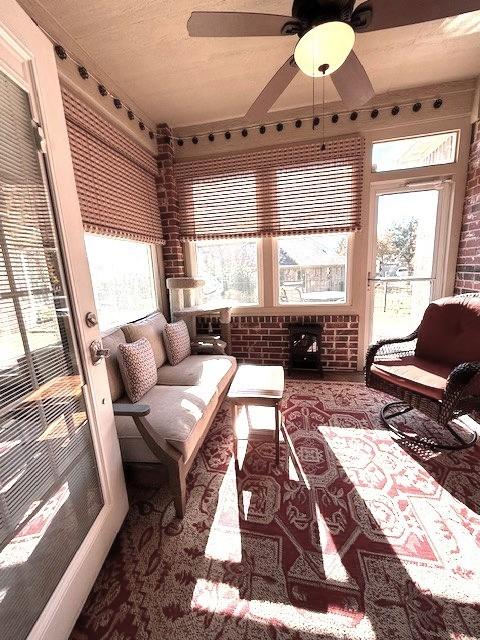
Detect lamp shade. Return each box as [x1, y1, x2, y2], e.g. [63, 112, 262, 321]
[294, 21, 355, 77]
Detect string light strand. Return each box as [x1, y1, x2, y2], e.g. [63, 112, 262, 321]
[174, 95, 447, 145]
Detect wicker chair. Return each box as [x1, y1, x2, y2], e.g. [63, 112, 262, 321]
[366, 294, 480, 450]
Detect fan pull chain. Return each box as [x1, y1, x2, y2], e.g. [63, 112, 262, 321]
[320, 65, 328, 151]
[311, 56, 315, 131]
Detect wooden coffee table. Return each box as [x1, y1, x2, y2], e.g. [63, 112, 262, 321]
[227, 364, 285, 464]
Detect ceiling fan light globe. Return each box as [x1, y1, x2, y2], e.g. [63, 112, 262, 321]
[294, 21, 355, 77]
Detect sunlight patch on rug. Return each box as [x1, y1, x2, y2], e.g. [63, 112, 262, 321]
[191, 578, 373, 637]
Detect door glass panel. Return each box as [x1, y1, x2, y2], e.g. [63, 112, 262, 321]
[0, 71, 103, 640]
[371, 190, 439, 342]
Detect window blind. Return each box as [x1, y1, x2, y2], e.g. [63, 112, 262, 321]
[175, 135, 364, 240]
[0, 70, 103, 640]
[61, 87, 164, 245]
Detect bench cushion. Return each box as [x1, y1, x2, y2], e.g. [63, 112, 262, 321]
[156, 355, 237, 395]
[115, 384, 218, 462]
[371, 356, 452, 401]
[122, 312, 168, 368]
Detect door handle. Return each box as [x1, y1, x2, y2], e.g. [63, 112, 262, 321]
[90, 339, 110, 365]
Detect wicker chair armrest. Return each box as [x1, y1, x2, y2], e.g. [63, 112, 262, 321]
[445, 361, 480, 397]
[365, 330, 418, 381]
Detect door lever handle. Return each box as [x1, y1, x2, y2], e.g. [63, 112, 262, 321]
[90, 339, 110, 365]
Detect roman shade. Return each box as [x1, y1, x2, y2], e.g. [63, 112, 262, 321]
[175, 135, 364, 241]
[62, 87, 164, 245]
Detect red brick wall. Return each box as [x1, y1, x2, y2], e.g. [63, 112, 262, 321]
[455, 120, 480, 294]
[156, 124, 184, 279]
[198, 314, 359, 370]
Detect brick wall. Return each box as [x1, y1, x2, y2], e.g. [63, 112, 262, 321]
[455, 120, 480, 294]
[198, 314, 359, 370]
[156, 124, 184, 279]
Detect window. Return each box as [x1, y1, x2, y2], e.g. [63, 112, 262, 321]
[85, 234, 158, 330]
[194, 238, 259, 306]
[277, 234, 349, 304]
[372, 131, 458, 172]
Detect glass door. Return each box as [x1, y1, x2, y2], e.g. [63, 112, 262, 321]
[368, 187, 447, 343]
[1, 3, 127, 638]
[0, 69, 106, 640]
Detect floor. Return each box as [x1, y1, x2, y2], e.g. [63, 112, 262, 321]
[318, 371, 364, 382]
[71, 380, 480, 640]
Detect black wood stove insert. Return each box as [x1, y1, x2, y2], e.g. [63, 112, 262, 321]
[288, 323, 324, 377]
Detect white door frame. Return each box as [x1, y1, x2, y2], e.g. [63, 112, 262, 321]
[1, 2, 128, 639]
[365, 178, 453, 346]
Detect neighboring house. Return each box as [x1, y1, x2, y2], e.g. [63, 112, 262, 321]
[279, 240, 346, 299]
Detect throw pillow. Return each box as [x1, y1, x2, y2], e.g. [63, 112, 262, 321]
[163, 320, 191, 366]
[122, 312, 168, 368]
[117, 337, 157, 403]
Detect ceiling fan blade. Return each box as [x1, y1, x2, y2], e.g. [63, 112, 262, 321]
[353, 0, 480, 32]
[187, 12, 299, 37]
[245, 57, 299, 121]
[331, 51, 374, 108]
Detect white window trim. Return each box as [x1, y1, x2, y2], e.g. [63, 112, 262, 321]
[371, 129, 460, 173]
[186, 235, 355, 315]
[150, 242, 165, 314]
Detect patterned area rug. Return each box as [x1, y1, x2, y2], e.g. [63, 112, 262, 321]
[71, 381, 480, 640]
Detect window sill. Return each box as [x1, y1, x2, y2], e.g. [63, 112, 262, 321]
[228, 304, 355, 317]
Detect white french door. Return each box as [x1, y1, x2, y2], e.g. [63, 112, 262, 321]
[1, 2, 127, 639]
[367, 181, 451, 344]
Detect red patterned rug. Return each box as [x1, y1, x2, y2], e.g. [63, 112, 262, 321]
[71, 381, 480, 640]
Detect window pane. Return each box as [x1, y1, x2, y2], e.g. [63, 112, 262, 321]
[195, 239, 259, 306]
[372, 132, 457, 172]
[85, 234, 157, 330]
[278, 234, 348, 304]
[376, 190, 438, 279]
[372, 190, 439, 342]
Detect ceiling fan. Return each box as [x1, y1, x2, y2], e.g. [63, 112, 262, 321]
[187, 0, 480, 121]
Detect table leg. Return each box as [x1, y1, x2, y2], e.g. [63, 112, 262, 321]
[232, 403, 238, 461]
[275, 401, 280, 465]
